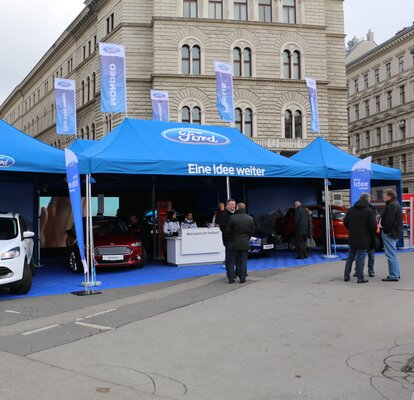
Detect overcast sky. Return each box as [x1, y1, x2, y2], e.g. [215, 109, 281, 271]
[1, 0, 413, 105]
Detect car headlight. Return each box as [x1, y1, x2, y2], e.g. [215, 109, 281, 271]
[1, 247, 21, 260]
[130, 241, 142, 247]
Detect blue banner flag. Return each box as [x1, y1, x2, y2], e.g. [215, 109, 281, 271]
[214, 61, 234, 123]
[151, 90, 169, 122]
[99, 43, 127, 113]
[350, 157, 372, 206]
[55, 79, 77, 135]
[305, 78, 320, 132]
[65, 149, 87, 274]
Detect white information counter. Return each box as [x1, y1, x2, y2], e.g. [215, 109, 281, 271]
[166, 227, 225, 266]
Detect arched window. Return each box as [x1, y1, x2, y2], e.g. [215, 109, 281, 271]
[181, 44, 201, 75]
[80, 128, 84, 139]
[182, 106, 191, 123]
[284, 110, 292, 138]
[233, 46, 252, 77]
[294, 110, 302, 138]
[235, 107, 253, 137]
[51, 104, 54, 123]
[192, 106, 201, 124]
[92, 73, 96, 97]
[181, 106, 202, 124]
[192, 45, 201, 75]
[283, 51, 291, 78]
[282, 50, 301, 79]
[87, 77, 91, 102]
[81, 80, 85, 105]
[233, 48, 242, 77]
[91, 123, 96, 140]
[182, 45, 190, 74]
[243, 48, 251, 77]
[292, 50, 300, 79]
[285, 108, 303, 138]
[86, 126, 90, 140]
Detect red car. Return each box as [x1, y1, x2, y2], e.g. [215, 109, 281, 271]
[274, 205, 348, 251]
[66, 216, 146, 272]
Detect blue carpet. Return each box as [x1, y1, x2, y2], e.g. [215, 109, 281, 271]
[0, 247, 405, 300]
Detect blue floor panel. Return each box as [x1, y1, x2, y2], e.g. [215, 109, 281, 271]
[0, 247, 391, 300]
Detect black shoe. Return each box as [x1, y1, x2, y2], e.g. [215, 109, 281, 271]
[239, 280, 246, 284]
[344, 276, 350, 282]
[228, 279, 235, 284]
[368, 271, 375, 277]
[353, 272, 357, 277]
[382, 277, 399, 282]
[357, 279, 369, 284]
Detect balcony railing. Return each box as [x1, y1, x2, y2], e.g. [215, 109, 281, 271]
[252, 137, 313, 152]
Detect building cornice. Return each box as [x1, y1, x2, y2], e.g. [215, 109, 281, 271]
[346, 25, 414, 71]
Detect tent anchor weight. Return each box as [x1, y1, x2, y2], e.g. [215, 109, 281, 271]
[71, 289, 102, 296]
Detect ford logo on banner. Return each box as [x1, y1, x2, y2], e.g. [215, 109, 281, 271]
[57, 81, 72, 88]
[0, 155, 15, 167]
[216, 63, 231, 72]
[153, 92, 166, 99]
[103, 45, 122, 54]
[162, 128, 230, 145]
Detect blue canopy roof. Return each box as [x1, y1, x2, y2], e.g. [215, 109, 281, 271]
[0, 119, 89, 174]
[68, 139, 96, 154]
[81, 118, 324, 178]
[291, 136, 401, 181]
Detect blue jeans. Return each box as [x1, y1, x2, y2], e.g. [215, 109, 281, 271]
[367, 249, 375, 273]
[381, 231, 400, 280]
[344, 247, 367, 280]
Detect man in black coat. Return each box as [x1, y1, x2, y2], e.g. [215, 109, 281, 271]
[219, 199, 236, 278]
[294, 201, 309, 259]
[224, 203, 255, 284]
[344, 193, 377, 283]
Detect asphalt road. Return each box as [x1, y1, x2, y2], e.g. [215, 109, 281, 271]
[0, 252, 414, 399]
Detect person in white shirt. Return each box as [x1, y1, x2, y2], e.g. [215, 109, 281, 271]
[181, 212, 197, 229]
[163, 210, 180, 263]
[163, 210, 180, 236]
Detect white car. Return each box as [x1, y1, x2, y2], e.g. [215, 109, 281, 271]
[0, 213, 35, 294]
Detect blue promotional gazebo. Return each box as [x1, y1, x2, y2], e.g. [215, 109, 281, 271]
[80, 118, 324, 178]
[291, 136, 403, 253]
[291, 136, 401, 182]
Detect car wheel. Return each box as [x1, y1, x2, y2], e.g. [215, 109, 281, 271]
[10, 261, 32, 295]
[29, 256, 36, 277]
[69, 248, 82, 273]
[287, 237, 297, 252]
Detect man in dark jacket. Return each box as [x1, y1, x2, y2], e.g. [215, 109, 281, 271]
[294, 201, 309, 259]
[219, 199, 236, 278]
[344, 193, 377, 283]
[224, 203, 255, 284]
[381, 189, 403, 282]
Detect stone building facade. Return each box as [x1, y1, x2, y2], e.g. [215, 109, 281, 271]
[346, 24, 414, 194]
[0, 0, 347, 155]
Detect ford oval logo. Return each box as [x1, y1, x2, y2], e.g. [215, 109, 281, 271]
[103, 45, 121, 54]
[0, 155, 15, 168]
[162, 128, 230, 145]
[153, 92, 166, 99]
[57, 81, 71, 88]
[217, 63, 231, 72]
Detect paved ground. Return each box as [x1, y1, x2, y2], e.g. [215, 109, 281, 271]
[0, 251, 414, 399]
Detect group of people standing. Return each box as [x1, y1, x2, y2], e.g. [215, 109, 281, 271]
[343, 189, 402, 283]
[215, 199, 255, 284]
